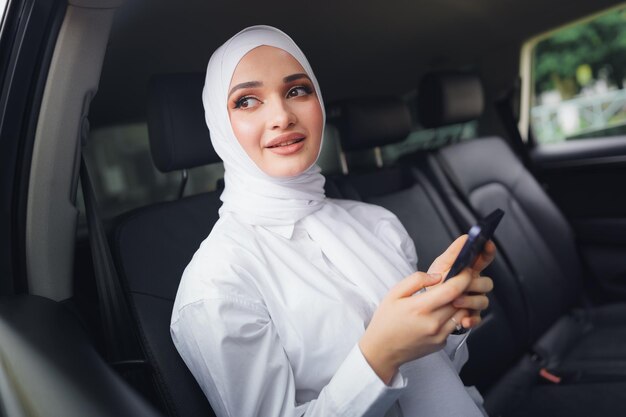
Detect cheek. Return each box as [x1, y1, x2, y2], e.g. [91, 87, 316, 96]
[305, 101, 324, 150]
[230, 115, 263, 154]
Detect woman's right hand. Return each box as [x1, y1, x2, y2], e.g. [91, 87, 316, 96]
[358, 269, 473, 384]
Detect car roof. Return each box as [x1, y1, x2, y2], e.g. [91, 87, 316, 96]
[90, 0, 623, 127]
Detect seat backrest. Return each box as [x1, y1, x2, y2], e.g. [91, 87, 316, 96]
[417, 72, 584, 342]
[436, 137, 583, 340]
[111, 73, 219, 417]
[328, 97, 526, 390]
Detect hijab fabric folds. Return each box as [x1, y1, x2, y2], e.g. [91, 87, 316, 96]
[203, 25, 326, 227]
[202, 25, 414, 303]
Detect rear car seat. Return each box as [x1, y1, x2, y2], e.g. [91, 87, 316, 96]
[414, 71, 626, 415]
[326, 98, 525, 392]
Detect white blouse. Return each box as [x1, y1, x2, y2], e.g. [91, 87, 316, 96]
[171, 199, 486, 417]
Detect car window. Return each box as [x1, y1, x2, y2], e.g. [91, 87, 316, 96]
[85, 115, 476, 219]
[84, 122, 346, 219]
[528, 6, 626, 143]
[382, 120, 477, 165]
[83, 123, 225, 219]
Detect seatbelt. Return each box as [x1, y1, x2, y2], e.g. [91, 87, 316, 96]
[80, 152, 144, 365]
[494, 80, 534, 172]
[430, 151, 521, 284]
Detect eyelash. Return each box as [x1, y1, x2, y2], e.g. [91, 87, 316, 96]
[233, 96, 259, 109]
[287, 85, 313, 97]
[233, 84, 314, 109]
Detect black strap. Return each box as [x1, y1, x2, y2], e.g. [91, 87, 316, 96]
[80, 154, 143, 364]
[494, 82, 534, 172]
[433, 150, 522, 278]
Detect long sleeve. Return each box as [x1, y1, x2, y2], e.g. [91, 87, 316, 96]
[171, 296, 406, 417]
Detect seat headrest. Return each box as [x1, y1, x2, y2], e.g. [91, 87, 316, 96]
[417, 72, 484, 128]
[328, 97, 411, 151]
[147, 73, 221, 172]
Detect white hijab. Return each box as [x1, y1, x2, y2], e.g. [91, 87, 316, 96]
[202, 25, 414, 303]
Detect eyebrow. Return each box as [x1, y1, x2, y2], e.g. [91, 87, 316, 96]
[283, 73, 311, 83]
[228, 81, 262, 98]
[228, 73, 312, 98]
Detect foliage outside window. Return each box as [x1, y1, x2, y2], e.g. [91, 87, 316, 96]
[531, 6, 626, 143]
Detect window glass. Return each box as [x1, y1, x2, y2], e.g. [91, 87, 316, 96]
[84, 123, 346, 219]
[531, 7, 626, 143]
[83, 123, 225, 219]
[382, 121, 477, 165]
[85, 102, 476, 219]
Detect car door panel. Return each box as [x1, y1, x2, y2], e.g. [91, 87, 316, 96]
[531, 136, 626, 299]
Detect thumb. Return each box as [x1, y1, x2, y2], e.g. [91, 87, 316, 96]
[387, 271, 443, 299]
[427, 235, 468, 275]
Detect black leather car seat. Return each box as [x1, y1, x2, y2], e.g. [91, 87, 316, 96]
[110, 73, 219, 417]
[416, 71, 626, 415]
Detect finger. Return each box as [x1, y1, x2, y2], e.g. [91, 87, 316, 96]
[411, 271, 472, 312]
[412, 304, 466, 336]
[387, 271, 443, 299]
[461, 312, 482, 329]
[452, 294, 489, 311]
[419, 304, 458, 329]
[427, 235, 468, 275]
[465, 276, 494, 295]
[443, 309, 469, 334]
[471, 240, 497, 273]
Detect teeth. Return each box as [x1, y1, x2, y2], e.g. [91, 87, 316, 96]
[271, 138, 303, 147]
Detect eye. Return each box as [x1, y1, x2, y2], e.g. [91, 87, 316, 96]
[287, 85, 313, 98]
[234, 96, 261, 109]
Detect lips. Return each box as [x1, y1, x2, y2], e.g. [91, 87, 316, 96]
[268, 138, 304, 148]
[265, 132, 307, 156]
[265, 132, 306, 149]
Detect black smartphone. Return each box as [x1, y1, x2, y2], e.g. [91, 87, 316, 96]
[445, 209, 504, 334]
[444, 208, 504, 282]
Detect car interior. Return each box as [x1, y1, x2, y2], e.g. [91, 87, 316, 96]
[1, 0, 626, 416]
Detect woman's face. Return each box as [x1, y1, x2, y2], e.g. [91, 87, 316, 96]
[227, 46, 323, 177]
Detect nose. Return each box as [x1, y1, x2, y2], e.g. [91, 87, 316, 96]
[267, 97, 297, 130]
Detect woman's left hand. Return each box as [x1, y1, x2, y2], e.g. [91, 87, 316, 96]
[426, 235, 496, 329]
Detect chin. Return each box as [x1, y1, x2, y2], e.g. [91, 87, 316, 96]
[264, 161, 312, 178]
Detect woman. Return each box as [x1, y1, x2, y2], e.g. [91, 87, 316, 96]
[171, 25, 494, 417]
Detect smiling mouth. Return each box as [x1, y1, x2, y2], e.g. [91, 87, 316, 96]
[267, 137, 305, 148]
